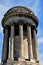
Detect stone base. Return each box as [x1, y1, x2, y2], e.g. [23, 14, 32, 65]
[7, 58, 13, 65]
[6, 59, 40, 65]
[18, 57, 25, 61]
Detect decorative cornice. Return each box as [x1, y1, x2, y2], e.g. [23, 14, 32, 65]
[2, 6, 38, 28]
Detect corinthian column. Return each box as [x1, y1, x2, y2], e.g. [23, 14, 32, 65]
[10, 26, 14, 60]
[27, 25, 33, 61]
[33, 28, 39, 62]
[2, 27, 9, 63]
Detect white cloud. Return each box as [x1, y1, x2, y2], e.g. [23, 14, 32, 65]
[0, 4, 11, 33]
[0, 60, 1, 63]
[38, 37, 43, 44]
[0, 58, 1, 63]
[37, 29, 43, 37]
[0, 25, 3, 33]
[35, 28, 43, 45]
[31, 0, 40, 15]
[21, 0, 40, 16]
[35, 29, 43, 64]
[2, 0, 12, 6]
[37, 29, 43, 44]
[39, 53, 43, 65]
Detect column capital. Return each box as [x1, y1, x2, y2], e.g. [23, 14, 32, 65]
[32, 26, 37, 34]
[4, 25, 9, 30]
[26, 22, 31, 26]
[3, 28, 9, 34]
[18, 21, 23, 25]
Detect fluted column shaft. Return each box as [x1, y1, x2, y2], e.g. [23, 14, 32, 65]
[33, 28, 39, 62]
[27, 25, 33, 60]
[2, 27, 9, 63]
[19, 24, 23, 58]
[10, 26, 14, 60]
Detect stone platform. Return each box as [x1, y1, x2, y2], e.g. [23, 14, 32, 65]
[6, 59, 40, 65]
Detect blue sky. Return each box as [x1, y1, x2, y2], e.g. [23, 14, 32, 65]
[0, 0, 43, 65]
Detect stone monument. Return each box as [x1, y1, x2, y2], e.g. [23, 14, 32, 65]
[1, 6, 40, 65]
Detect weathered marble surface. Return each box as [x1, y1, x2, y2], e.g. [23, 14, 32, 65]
[6, 59, 40, 65]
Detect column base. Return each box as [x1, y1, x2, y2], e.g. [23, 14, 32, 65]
[18, 57, 25, 61]
[6, 58, 14, 65]
[36, 59, 39, 63]
[27, 58, 36, 63]
[1, 62, 4, 65]
[5, 60, 40, 65]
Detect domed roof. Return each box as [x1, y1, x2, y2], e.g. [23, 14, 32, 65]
[2, 6, 38, 27]
[4, 6, 34, 16]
